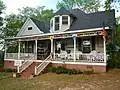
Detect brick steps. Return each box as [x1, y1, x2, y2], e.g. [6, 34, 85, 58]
[21, 62, 41, 78]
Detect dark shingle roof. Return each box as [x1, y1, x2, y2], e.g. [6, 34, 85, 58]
[55, 7, 76, 18]
[31, 8, 115, 33]
[69, 9, 116, 31]
[30, 18, 50, 33]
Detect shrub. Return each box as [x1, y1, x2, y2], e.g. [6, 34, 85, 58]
[4, 68, 13, 72]
[48, 66, 85, 75]
[56, 68, 62, 74]
[52, 67, 57, 73]
[84, 70, 94, 75]
[67, 69, 73, 75]
[72, 69, 78, 74]
[77, 70, 83, 74]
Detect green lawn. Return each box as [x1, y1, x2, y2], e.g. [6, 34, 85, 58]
[0, 69, 120, 90]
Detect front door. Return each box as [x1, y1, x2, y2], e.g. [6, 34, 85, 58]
[82, 37, 91, 53]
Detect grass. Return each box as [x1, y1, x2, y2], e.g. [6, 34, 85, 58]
[0, 69, 120, 90]
[0, 72, 11, 79]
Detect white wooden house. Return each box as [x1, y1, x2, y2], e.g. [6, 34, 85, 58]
[4, 7, 116, 77]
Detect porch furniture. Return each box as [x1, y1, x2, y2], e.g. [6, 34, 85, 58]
[67, 53, 74, 60]
[60, 51, 67, 59]
[91, 51, 104, 62]
[76, 51, 82, 60]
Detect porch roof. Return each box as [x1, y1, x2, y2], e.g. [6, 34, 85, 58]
[5, 27, 109, 40]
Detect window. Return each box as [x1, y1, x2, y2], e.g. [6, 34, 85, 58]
[28, 27, 32, 30]
[97, 36, 103, 47]
[55, 17, 59, 30]
[82, 38, 91, 53]
[50, 20, 53, 28]
[62, 16, 68, 24]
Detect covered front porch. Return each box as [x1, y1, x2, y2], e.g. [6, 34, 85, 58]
[5, 30, 107, 64]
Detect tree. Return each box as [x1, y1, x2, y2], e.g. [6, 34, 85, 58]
[4, 14, 24, 37]
[18, 6, 54, 22]
[116, 16, 120, 24]
[107, 25, 120, 68]
[0, 0, 6, 32]
[105, 0, 120, 11]
[56, 0, 101, 13]
[0, 0, 6, 50]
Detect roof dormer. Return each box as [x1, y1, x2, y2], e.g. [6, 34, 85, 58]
[50, 7, 76, 32]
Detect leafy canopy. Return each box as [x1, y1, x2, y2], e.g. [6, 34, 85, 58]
[57, 0, 101, 13]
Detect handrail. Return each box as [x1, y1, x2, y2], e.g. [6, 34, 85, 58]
[35, 54, 51, 75]
[21, 53, 36, 65]
[37, 55, 51, 69]
[18, 53, 36, 73]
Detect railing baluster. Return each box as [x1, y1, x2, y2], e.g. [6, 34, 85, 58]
[35, 55, 51, 75]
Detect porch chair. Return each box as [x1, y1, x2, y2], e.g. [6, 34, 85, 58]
[60, 51, 67, 60]
[75, 51, 82, 60]
[90, 50, 97, 62]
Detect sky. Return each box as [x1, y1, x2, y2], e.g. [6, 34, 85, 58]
[3, 0, 59, 14]
[2, 0, 120, 17]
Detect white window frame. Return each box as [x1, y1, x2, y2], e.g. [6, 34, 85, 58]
[54, 16, 60, 31]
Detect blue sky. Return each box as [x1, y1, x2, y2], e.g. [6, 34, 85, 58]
[2, 0, 120, 17]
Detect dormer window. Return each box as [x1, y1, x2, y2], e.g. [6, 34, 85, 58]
[55, 17, 60, 31]
[50, 20, 53, 28]
[28, 26, 32, 30]
[62, 16, 68, 25]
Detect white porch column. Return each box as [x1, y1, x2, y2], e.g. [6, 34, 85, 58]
[51, 37, 53, 53]
[35, 40, 38, 59]
[73, 34, 77, 62]
[103, 36, 106, 63]
[53, 41, 55, 60]
[18, 40, 20, 59]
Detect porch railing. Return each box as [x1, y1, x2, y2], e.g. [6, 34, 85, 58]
[35, 54, 52, 75]
[55, 53, 104, 63]
[18, 53, 36, 73]
[5, 53, 36, 60]
[5, 53, 18, 59]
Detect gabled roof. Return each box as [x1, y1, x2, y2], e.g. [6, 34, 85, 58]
[30, 18, 50, 33]
[55, 7, 76, 18]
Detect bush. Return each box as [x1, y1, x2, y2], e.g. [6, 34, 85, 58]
[67, 69, 73, 75]
[4, 68, 13, 72]
[52, 67, 57, 73]
[77, 70, 83, 74]
[48, 66, 84, 75]
[84, 70, 94, 75]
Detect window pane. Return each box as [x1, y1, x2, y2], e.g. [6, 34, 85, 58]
[62, 16, 68, 24]
[62, 16, 68, 20]
[55, 24, 59, 30]
[62, 21, 68, 24]
[28, 27, 32, 30]
[55, 17, 59, 23]
[50, 20, 53, 27]
[55, 17, 59, 30]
